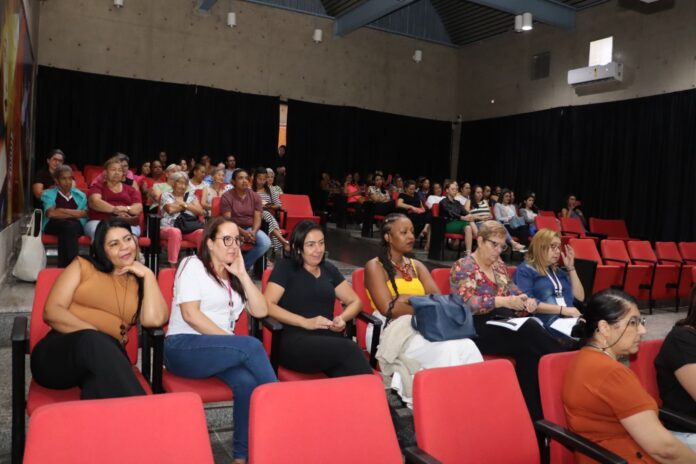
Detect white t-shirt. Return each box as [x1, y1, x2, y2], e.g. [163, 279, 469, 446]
[166, 256, 244, 336]
[425, 195, 444, 209]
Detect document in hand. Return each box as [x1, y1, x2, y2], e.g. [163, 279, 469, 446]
[485, 317, 543, 332]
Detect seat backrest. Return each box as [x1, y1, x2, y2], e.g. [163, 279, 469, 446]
[601, 239, 631, 262]
[628, 339, 665, 405]
[590, 218, 630, 238]
[30, 269, 139, 364]
[351, 268, 372, 351]
[279, 194, 314, 217]
[535, 216, 561, 233]
[655, 242, 682, 262]
[627, 240, 657, 263]
[249, 375, 402, 464]
[430, 202, 440, 217]
[679, 242, 696, 262]
[538, 210, 556, 217]
[569, 238, 602, 263]
[211, 197, 221, 217]
[24, 392, 214, 464]
[430, 267, 451, 294]
[538, 351, 579, 464]
[560, 217, 585, 236]
[413, 360, 539, 463]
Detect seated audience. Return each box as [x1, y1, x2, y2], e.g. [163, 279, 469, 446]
[220, 169, 271, 269]
[520, 192, 537, 226]
[86, 157, 143, 239]
[252, 167, 290, 255]
[366, 214, 483, 406]
[494, 188, 530, 245]
[31, 218, 167, 399]
[450, 220, 567, 420]
[560, 193, 587, 230]
[564, 290, 696, 462]
[203, 166, 232, 212]
[425, 182, 443, 209]
[223, 155, 237, 183]
[158, 151, 168, 166]
[140, 159, 165, 203]
[32, 149, 66, 208]
[164, 217, 274, 464]
[482, 185, 493, 205]
[90, 153, 136, 188]
[390, 175, 404, 194]
[135, 161, 150, 194]
[656, 286, 696, 449]
[41, 165, 88, 267]
[514, 229, 584, 339]
[396, 179, 430, 239]
[148, 163, 181, 210]
[159, 171, 205, 265]
[417, 177, 431, 205]
[366, 173, 394, 215]
[179, 158, 188, 172]
[188, 164, 210, 206]
[439, 180, 478, 256]
[266, 167, 283, 196]
[455, 181, 471, 207]
[265, 220, 372, 377]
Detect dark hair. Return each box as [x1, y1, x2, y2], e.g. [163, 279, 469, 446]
[232, 168, 248, 181]
[676, 286, 696, 328]
[47, 149, 65, 160]
[289, 220, 324, 266]
[404, 179, 417, 189]
[195, 217, 247, 302]
[252, 167, 271, 196]
[378, 213, 410, 319]
[571, 289, 637, 341]
[500, 188, 512, 204]
[87, 218, 144, 326]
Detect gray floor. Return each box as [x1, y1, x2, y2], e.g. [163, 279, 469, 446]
[0, 226, 687, 462]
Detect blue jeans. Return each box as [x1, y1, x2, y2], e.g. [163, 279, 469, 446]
[242, 228, 271, 270]
[164, 334, 277, 459]
[85, 219, 141, 240]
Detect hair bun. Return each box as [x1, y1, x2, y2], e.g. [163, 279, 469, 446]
[570, 318, 588, 339]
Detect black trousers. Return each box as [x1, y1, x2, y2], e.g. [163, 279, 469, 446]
[30, 329, 146, 399]
[278, 330, 372, 378]
[44, 219, 83, 267]
[473, 310, 568, 421]
[505, 224, 531, 246]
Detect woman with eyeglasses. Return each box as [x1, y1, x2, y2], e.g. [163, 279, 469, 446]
[164, 217, 276, 464]
[264, 220, 372, 377]
[450, 220, 567, 421]
[513, 229, 584, 339]
[564, 290, 696, 463]
[656, 286, 696, 451]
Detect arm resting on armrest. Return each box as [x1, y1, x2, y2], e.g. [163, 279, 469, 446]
[535, 420, 627, 464]
[659, 408, 696, 433]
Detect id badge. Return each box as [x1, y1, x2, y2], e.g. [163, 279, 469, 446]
[555, 296, 566, 307]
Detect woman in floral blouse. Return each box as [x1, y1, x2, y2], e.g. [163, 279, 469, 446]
[449, 220, 568, 421]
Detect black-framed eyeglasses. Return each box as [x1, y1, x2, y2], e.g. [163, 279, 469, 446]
[485, 238, 508, 252]
[216, 235, 243, 247]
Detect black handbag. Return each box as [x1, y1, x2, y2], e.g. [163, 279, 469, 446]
[173, 193, 204, 234]
[410, 294, 477, 342]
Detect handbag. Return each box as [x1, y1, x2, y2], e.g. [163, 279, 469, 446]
[409, 294, 477, 342]
[13, 209, 47, 282]
[173, 193, 204, 234]
[509, 215, 526, 229]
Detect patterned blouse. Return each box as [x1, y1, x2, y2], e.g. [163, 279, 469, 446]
[450, 254, 523, 315]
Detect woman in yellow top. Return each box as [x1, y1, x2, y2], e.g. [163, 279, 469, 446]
[31, 217, 168, 398]
[365, 213, 482, 405]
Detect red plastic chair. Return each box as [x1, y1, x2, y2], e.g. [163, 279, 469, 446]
[249, 375, 403, 464]
[560, 217, 599, 244]
[589, 218, 639, 242]
[601, 240, 653, 310]
[656, 242, 693, 298]
[679, 242, 696, 265]
[23, 392, 214, 464]
[211, 196, 221, 217]
[278, 194, 320, 238]
[628, 339, 664, 405]
[83, 165, 103, 186]
[12, 269, 151, 462]
[538, 210, 557, 217]
[628, 241, 681, 312]
[570, 238, 624, 294]
[351, 268, 383, 367]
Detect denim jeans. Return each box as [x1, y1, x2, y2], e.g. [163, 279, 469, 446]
[242, 228, 271, 270]
[164, 334, 277, 458]
[85, 219, 141, 240]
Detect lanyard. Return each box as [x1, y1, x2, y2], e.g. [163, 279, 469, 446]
[547, 269, 563, 297]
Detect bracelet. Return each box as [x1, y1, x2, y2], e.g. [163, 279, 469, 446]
[559, 306, 563, 315]
[566, 267, 575, 272]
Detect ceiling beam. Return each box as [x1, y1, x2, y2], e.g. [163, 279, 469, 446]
[468, 0, 575, 30]
[197, 0, 218, 11]
[334, 0, 418, 37]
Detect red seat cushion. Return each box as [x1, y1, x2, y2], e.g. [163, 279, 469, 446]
[161, 371, 233, 403]
[277, 368, 327, 382]
[42, 235, 91, 246]
[138, 237, 151, 247]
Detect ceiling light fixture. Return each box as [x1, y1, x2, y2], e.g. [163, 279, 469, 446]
[313, 28, 323, 43]
[522, 12, 533, 31]
[413, 49, 422, 63]
[226, 12, 236, 28]
[114, 0, 124, 8]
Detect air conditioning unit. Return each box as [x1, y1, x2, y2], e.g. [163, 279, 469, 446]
[567, 62, 623, 86]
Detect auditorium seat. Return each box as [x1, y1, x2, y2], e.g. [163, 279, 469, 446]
[628, 241, 681, 312]
[589, 218, 639, 242]
[655, 241, 693, 299]
[570, 238, 624, 294]
[601, 240, 653, 312]
[278, 194, 320, 238]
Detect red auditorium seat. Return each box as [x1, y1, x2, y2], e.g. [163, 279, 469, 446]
[570, 238, 624, 293]
[538, 210, 557, 217]
[560, 217, 599, 244]
[431, 203, 466, 260]
[589, 218, 639, 242]
[628, 241, 681, 312]
[23, 393, 214, 464]
[601, 240, 653, 311]
[678, 242, 696, 265]
[350, 268, 383, 368]
[655, 242, 693, 299]
[278, 194, 320, 238]
[628, 339, 664, 405]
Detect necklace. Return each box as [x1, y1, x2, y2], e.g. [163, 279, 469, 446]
[112, 274, 130, 346]
[585, 342, 615, 360]
[391, 258, 413, 281]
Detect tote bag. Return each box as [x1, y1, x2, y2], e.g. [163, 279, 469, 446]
[13, 209, 47, 282]
[409, 294, 477, 342]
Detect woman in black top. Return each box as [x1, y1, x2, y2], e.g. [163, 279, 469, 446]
[264, 220, 372, 377]
[439, 180, 478, 256]
[396, 179, 431, 239]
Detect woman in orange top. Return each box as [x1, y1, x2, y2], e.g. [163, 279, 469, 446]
[563, 289, 696, 463]
[31, 217, 168, 399]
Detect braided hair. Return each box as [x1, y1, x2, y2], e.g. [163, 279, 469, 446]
[378, 213, 409, 320]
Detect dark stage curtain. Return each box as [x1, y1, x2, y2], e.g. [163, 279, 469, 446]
[35, 66, 279, 169]
[286, 99, 451, 205]
[459, 91, 696, 242]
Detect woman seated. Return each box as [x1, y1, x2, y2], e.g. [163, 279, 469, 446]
[366, 214, 483, 406]
[417, 177, 431, 205]
[159, 171, 205, 265]
[470, 185, 526, 253]
[164, 217, 276, 464]
[202, 167, 232, 213]
[455, 181, 471, 207]
[367, 173, 395, 216]
[450, 221, 567, 420]
[265, 220, 372, 377]
[86, 156, 143, 239]
[252, 167, 290, 255]
[439, 180, 478, 256]
[266, 168, 283, 196]
[396, 180, 431, 240]
[564, 290, 696, 462]
[560, 193, 587, 230]
[31, 218, 168, 399]
[494, 188, 530, 246]
[425, 182, 443, 210]
[520, 192, 538, 229]
[514, 229, 584, 339]
[41, 165, 88, 267]
[655, 286, 696, 450]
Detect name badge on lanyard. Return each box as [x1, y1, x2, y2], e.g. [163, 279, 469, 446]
[548, 270, 566, 307]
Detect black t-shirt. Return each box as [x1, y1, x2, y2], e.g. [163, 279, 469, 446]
[33, 168, 55, 208]
[399, 193, 422, 209]
[269, 258, 344, 332]
[655, 326, 696, 430]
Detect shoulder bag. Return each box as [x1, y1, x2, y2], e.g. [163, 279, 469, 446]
[409, 293, 477, 342]
[13, 209, 47, 282]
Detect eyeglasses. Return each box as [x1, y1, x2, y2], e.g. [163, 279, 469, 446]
[626, 316, 647, 328]
[485, 238, 508, 252]
[549, 244, 562, 251]
[216, 235, 243, 247]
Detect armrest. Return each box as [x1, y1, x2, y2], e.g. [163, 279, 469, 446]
[562, 231, 581, 238]
[144, 327, 165, 393]
[586, 232, 607, 240]
[357, 311, 383, 327]
[535, 420, 627, 464]
[12, 316, 28, 464]
[11, 316, 28, 348]
[357, 311, 383, 369]
[631, 258, 656, 266]
[260, 317, 283, 372]
[659, 408, 696, 433]
[403, 447, 442, 464]
[602, 258, 628, 289]
[260, 316, 283, 331]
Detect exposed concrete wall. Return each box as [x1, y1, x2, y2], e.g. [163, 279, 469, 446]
[37, 0, 459, 121]
[457, 0, 696, 120]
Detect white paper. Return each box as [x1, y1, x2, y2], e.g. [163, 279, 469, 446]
[486, 317, 543, 332]
[549, 317, 580, 337]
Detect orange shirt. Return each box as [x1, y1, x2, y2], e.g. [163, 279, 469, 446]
[563, 348, 658, 464]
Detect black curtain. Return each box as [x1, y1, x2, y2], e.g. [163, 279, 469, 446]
[36, 66, 279, 169]
[459, 90, 696, 242]
[286, 99, 451, 205]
